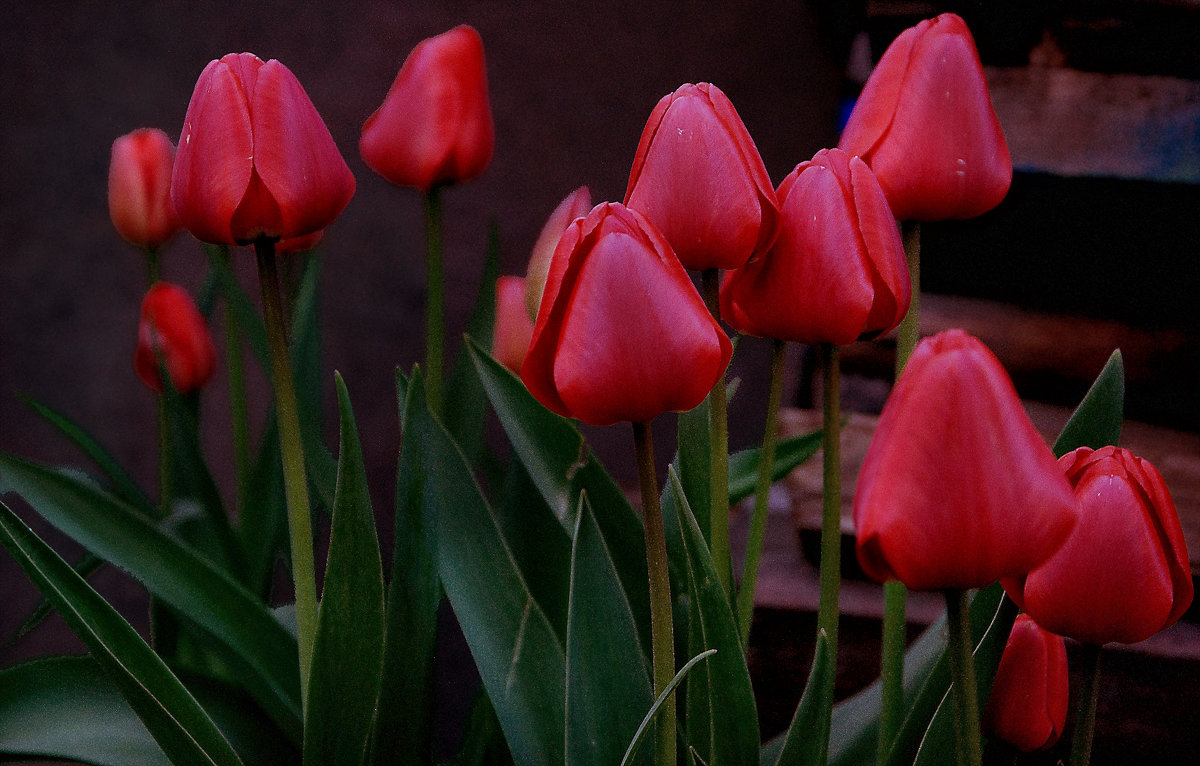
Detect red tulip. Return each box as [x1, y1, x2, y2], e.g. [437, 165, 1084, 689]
[171, 53, 355, 246]
[1005, 446, 1193, 645]
[624, 83, 779, 271]
[492, 275, 535, 373]
[852, 330, 1077, 590]
[360, 25, 494, 191]
[720, 148, 909, 345]
[524, 186, 592, 319]
[108, 128, 182, 250]
[983, 614, 1068, 753]
[521, 203, 731, 426]
[134, 282, 217, 394]
[838, 13, 1011, 221]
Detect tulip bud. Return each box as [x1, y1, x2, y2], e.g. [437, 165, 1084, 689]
[1006, 446, 1193, 645]
[838, 13, 1011, 221]
[624, 82, 779, 271]
[720, 148, 910, 345]
[525, 186, 592, 320]
[491, 276, 535, 373]
[171, 53, 355, 246]
[134, 282, 217, 394]
[521, 203, 732, 426]
[360, 25, 494, 192]
[852, 330, 1078, 591]
[108, 128, 182, 250]
[983, 614, 1069, 753]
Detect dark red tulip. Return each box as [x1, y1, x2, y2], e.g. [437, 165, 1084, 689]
[838, 13, 1011, 221]
[624, 82, 779, 271]
[521, 203, 731, 426]
[134, 282, 217, 394]
[108, 128, 182, 250]
[171, 53, 355, 246]
[1006, 446, 1193, 645]
[360, 25, 494, 192]
[983, 614, 1068, 753]
[852, 330, 1077, 590]
[720, 148, 909, 345]
[492, 275, 535, 373]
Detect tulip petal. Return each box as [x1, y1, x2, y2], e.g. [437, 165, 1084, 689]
[171, 59, 254, 245]
[252, 60, 355, 242]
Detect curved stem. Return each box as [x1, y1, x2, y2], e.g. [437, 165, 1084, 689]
[816, 343, 842, 723]
[1069, 643, 1103, 766]
[633, 421, 675, 766]
[736, 338, 786, 644]
[700, 268, 732, 597]
[945, 588, 982, 766]
[880, 220, 921, 759]
[255, 239, 318, 707]
[424, 187, 445, 417]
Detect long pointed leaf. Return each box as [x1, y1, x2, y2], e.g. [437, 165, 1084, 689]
[408, 370, 567, 765]
[1053, 349, 1124, 457]
[0, 500, 243, 766]
[304, 374, 386, 765]
[622, 649, 718, 766]
[566, 495, 654, 766]
[669, 468, 760, 765]
[770, 631, 834, 766]
[289, 251, 337, 513]
[0, 455, 301, 739]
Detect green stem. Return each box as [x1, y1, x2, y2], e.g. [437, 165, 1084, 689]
[1068, 644, 1103, 766]
[700, 268, 732, 597]
[633, 420, 675, 766]
[735, 338, 786, 644]
[424, 187, 445, 417]
[945, 588, 982, 766]
[157, 386, 172, 518]
[816, 343, 842, 716]
[255, 238, 318, 708]
[145, 246, 160, 285]
[216, 248, 251, 516]
[880, 220, 921, 759]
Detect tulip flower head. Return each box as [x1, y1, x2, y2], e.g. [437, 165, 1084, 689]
[720, 148, 909, 345]
[492, 275, 535, 373]
[521, 203, 732, 426]
[360, 25, 494, 192]
[1006, 446, 1193, 645]
[838, 13, 1011, 221]
[983, 613, 1069, 753]
[524, 185, 592, 320]
[624, 82, 779, 271]
[171, 52, 355, 246]
[852, 330, 1078, 591]
[134, 282, 217, 394]
[108, 128, 182, 250]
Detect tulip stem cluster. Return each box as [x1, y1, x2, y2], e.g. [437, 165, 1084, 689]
[700, 269, 733, 596]
[736, 338, 787, 642]
[1069, 644, 1103, 766]
[255, 239, 319, 704]
[633, 420, 675, 766]
[945, 588, 983, 766]
[423, 188, 445, 417]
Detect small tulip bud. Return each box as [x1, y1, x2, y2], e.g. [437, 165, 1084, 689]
[134, 283, 217, 394]
[524, 186, 592, 320]
[108, 128, 182, 250]
[983, 614, 1069, 753]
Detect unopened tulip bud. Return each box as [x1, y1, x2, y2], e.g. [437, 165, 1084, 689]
[524, 186, 592, 320]
[134, 282, 216, 394]
[983, 614, 1068, 753]
[492, 276, 535, 373]
[108, 128, 182, 250]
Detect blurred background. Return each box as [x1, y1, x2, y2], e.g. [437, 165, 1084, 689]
[2, 1, 1198, 763]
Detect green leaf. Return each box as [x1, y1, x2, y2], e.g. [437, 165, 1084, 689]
[452, 689, 515, 766]
[289, 251, 338, 513]
[0, 656, 170, 766]
[407, 371, 567, 766]
[728, 429, 824, 507]
[238, 412, 287, 601]
[372, 369, 439, 765]
[205, 244, 268, 369]
[677, 396, 712, 543]
[468, 338, 652, 653]
[771, 631, 834, 766]
[566, 495, 654, 766]
[622, 649, 718, 766]
[22, 396, 156, 517]
[668, 468, 760, 766]
[1052, 349, 1124, 457]
[444, 222, 501, 466]
[304, 374, 386, 765]
[0, 500, 244, 766]
[0, 454, 301, 740]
